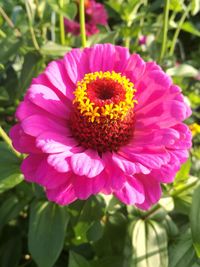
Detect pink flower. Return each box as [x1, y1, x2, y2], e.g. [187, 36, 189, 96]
[139, 35, 147, 45]
[64, 0, 108, 36]
[10, 44, 192, 210]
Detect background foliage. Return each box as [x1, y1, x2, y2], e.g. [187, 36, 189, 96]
[0, 0, 200, 266]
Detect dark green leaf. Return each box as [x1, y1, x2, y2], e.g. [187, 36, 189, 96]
[68, 251, 91, 267]
[190, 185, 200, 257]
[0, 194, 28, 231]
[86, 221, 104, 242]
[18, 52, 42, 97]
[0, 142, 23, 193]
[169, 232, 196, 267]
[28, 201, 69, 267]
[0, 229, 22, 267]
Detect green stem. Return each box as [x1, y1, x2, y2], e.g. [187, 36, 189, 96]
[59, 0, 65, 45]
[169, 5, 190, 56]
[171, 180, 198, 197]
[125, 37, 130, 49]
[25, 1, 40, 51]
[79, 0, 87, 48]
[159, 0, 170, 63]
[0, 126, 21, 158]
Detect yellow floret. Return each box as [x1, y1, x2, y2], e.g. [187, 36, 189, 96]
[73, 71, 137, 123]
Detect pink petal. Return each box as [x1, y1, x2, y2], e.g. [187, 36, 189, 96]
[89, 44, 116, 72]
[120, 147, 170, 170]
[36, 131, 77, 153]
[21, 115, 68, 137]
[45, 59, 75, 100]
[102, 152, 126, 192]
[10, 124, 40, 154]
[47, 152, 72, 173]
[135, 174, 162, 210]
[112, 153, 150, 175]
[21, 154, 70, 189]
[72, 173, 106, 199]
[70, 149, 105, 178]
[16, 100, 47, 121]
[27, 84, 70, 119]
[46, 182, 77, 205]
[114, 176, 145, 205]
[122, 53, 146, 83]
[63, 48, 84, 84]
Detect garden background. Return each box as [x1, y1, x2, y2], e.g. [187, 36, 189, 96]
[0, 0, 200, 266]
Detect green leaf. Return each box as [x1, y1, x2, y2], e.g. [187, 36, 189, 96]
[191, 185, 200, 258]
[73, 197, 105, 243]
[92, 256, 123, 267]
[0, 38, 22, 64]
[0, 228, 22, 267]
[169, 232, 196, 267]
[0, 194, 28, 231]
[86, 221, 104, 242]
[87, 32, 117, 46]
[131, 219, 168, 267]
[68, 251, 91, 267]
[191, 0, 200, 15]
[166, 64, 199, 77]
[28, 201, 69, 267]
[169, 0, 184, 12]
[47, 0, 77, 20]
[18, 52, 42, 97]
[181, 21, 200, 37]
[41, 42, 71, 57]
[175, 158, 191, 183]
[162, 215, 179, 237]
[0, 142, 23, 193]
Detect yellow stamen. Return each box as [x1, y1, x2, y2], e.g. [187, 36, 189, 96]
[73, 71, 137, 123]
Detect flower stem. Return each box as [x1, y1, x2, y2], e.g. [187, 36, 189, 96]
[25, 0, 40, 51]
[0, 6, 21, 37]
[79, 0, 87, 48]
[169, 5, 190, 56]
[170, 179, 198, 197]
[59, 0, 65, 45]
[0, 126, 21, 158]
[125, 37, 130, 49]
[159, 0, 170, 63]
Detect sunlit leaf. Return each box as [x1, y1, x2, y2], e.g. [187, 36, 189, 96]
[131, 219, 168, 267]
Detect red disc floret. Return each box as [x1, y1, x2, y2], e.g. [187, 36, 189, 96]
[69, 107, 135, 153]
[86, 78, 126, 107]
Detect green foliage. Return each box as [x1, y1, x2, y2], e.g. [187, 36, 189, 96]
[191, 185, 200, 257]
[0, 0, 200, 266]
[129, 219, 168, 267]
[28, 201, 69, 267]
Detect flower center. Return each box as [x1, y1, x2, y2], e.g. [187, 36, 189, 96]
[69, 71, 137, 153]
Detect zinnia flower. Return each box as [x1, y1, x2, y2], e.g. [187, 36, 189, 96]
[64, 0, 108, 36]
[10, 44, 192, 210]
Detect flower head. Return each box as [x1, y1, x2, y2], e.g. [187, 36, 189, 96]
[10, 44, 192, 210]
[64, 0, 108, 36]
